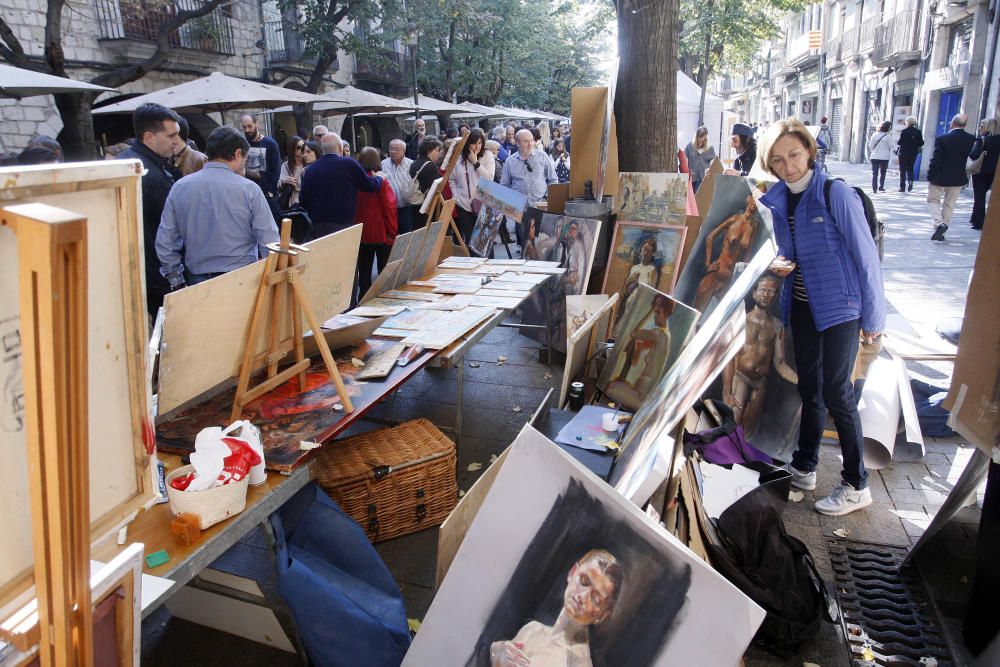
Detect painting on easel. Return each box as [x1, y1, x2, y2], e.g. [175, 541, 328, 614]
[156, 339, 432, 472]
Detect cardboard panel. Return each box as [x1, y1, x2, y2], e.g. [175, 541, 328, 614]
[158, 225, 362, 414]
[0, 161, 154, 613]
[569, 87, 619, 199]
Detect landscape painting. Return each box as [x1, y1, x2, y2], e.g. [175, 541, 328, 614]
[616, 173, 689, 227]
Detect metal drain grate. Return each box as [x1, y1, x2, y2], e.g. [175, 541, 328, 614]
[828, 540, 955, 666]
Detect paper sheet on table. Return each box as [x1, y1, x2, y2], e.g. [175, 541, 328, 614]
[553, 405, 629, 452]
[91, 559, 173, 611]
[698, 462, 760, 519]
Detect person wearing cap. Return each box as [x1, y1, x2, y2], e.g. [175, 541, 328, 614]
[725, 123, 758, 176]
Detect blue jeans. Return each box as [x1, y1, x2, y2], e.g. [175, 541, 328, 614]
[186, 270, 224, 285]
[397, 205, 413, 235]
[789, 298, 869, 490]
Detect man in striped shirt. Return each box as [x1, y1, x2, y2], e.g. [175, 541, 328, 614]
[381, 139, 415, 234]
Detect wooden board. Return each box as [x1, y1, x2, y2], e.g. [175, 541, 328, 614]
[158, 225, 362, 415]
[0, 161, 155, 615]
[436, 448, 511, 588]
[361, 259, 402, 304]
[356, 343, 406, 380]
[156, 339, 435, 472]
[408, 219, 449, 281]
[559, 293, 618, 407]
[569, 87, 619, 199]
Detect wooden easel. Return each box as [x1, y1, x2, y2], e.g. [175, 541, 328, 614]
[428, 134, 471, 254]
[231, 219, 353, 420]
[2, 203, 93, 664]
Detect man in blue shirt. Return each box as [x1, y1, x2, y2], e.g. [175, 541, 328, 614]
[501, 128, 557, 248]
[300, 133, 383, 238]
[240, 113, 281, 213]
[156, 126, 280, 289]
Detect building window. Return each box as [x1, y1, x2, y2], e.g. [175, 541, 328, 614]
[948, 19, 973, 67]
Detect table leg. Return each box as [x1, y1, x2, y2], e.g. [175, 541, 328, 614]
[455, 359, 464, 448]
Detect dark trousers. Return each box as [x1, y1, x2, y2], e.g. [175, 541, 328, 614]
[899, 154, 917, 191]
[789, 298, 869, 490]
[357, 243, 391, 300]
[455, 207, 477, 245]
[870, 159, 888, 192]
[970, 171, 994, 229]
[411, 205, 427, 230]
[397, 206, 414, 235]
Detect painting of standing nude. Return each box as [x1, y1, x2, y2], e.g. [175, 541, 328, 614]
[672, 176, 775, 323]
[596, 285, 698, 411]
[402, 425, 764, 666]
[720, 272, 802, 461]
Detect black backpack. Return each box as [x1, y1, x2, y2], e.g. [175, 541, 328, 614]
[706, 468, 836, 656]
[823, 177, 885, 260]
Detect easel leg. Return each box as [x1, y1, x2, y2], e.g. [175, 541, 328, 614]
[290, 278, 354, 413]
[232, 254, 278, 421]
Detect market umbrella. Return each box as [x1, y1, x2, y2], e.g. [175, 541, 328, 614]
[0, 63, 115, 99]
[452, 101, 510, 121]
[310, 86, 418, 147]
[91, 71, 331, 114]
[395, 93, 467, 115]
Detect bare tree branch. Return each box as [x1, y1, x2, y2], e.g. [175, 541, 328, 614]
[92, 0, 229, 88]
[0, 13, 30, 68]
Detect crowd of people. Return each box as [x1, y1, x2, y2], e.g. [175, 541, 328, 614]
[52, 102, 573, 318]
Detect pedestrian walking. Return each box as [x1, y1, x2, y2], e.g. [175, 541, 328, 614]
[927, 114, 976, 241]
[868, 121, 892, 194]
[896, 116, 923, 192]
[758, 118, 886, 517]
[969, 118, 1000, 230]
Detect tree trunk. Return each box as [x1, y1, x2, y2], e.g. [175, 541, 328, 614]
[54, 92, 98, 160]
[615, 0, 677, 172]
[697, 14, 712, 126]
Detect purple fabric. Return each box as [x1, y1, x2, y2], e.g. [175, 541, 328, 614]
[694, 426, 773, 466]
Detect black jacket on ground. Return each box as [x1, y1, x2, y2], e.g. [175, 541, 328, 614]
[970, 133, 1000, 177]
[896, 126, 924, 159]
[927, 128, 976, 187]
[118, 142, 175, 313]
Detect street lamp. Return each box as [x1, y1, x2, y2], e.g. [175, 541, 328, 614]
[405, 20, 419, 124]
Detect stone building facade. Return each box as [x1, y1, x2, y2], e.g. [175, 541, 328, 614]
[0, 0, 411, 153]
[710, 0, 999, 176]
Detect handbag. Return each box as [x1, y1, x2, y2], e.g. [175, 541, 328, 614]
[278, 182, 294, 211]
[968, 146, 985, 174]
[466, 161, 483, 214]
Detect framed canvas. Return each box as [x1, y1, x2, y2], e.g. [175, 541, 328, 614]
[518, 213, 602, 352]
[468, 206, 505, 258]
[615, 173, 689, 227]
[672, 176, 776, 323]
[559, 294, 619, 408]
[407, 425, 765, 666]
[596, 285, 699, 412]
[601, 221, 686, 326]
[0, 161, 156, 613]
[478, 180, 528, 223]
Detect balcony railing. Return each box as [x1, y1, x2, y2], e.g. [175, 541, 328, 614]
[263, 20, 317, 64]
[872, 10, 922, 64]
[96, 0, 235, 55]
[355, 48, 404, 84]
[841, 26, 859, 58]
[858, 17, 879, 54]
[825, 35, 842, 67]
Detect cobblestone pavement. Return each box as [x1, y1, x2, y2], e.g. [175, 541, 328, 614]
[141, 161, 987, 666]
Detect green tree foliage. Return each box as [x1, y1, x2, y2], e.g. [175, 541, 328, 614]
[397, 0, 613, 115]
[678, 0, 807, 119]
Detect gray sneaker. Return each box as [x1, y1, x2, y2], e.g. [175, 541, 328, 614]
[784, 463, 816, 491]
[815, 482, 872, 516]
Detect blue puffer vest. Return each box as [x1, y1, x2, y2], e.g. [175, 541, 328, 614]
[759, 168, 886, 333]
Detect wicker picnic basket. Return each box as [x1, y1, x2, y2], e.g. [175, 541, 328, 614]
[312, 418, 458, 543]
[165, 464, 249, 529]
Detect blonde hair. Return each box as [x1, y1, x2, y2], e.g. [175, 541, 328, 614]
[905, 116, 918, 127]
[980, 118, 1000, 135]
[759, 118, 818, 177]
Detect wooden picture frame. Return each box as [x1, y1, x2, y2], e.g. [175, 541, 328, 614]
[0, 161, 155, 616]
[558, 294, 618, 407]
[601, 221, 687, 303]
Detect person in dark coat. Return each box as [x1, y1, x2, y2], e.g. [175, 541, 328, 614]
[300, 133, 383, 240]
[725, 123, 757, 176]
[927, 114, 976, 241]
[896, 116, 924, 193]
[969, 117, 1000, 230]
[117, 103, 183, 318]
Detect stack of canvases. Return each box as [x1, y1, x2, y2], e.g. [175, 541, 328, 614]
[406, 171, 803, 664]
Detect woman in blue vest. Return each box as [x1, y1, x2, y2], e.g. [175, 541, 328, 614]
[758, 118, 886, 517]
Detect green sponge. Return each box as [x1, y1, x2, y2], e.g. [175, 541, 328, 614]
[144, 549, 169, 569]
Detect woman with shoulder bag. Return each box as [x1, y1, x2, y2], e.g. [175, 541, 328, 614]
[759, 118, 886, 517]
[278, 135, 306, 209]
[409, 136, 444, 230]
[969, 118, 1000, 230]
[448, 128, 494, 244]
[867, 121, 892, 194]
[355, 147, 398, 299]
